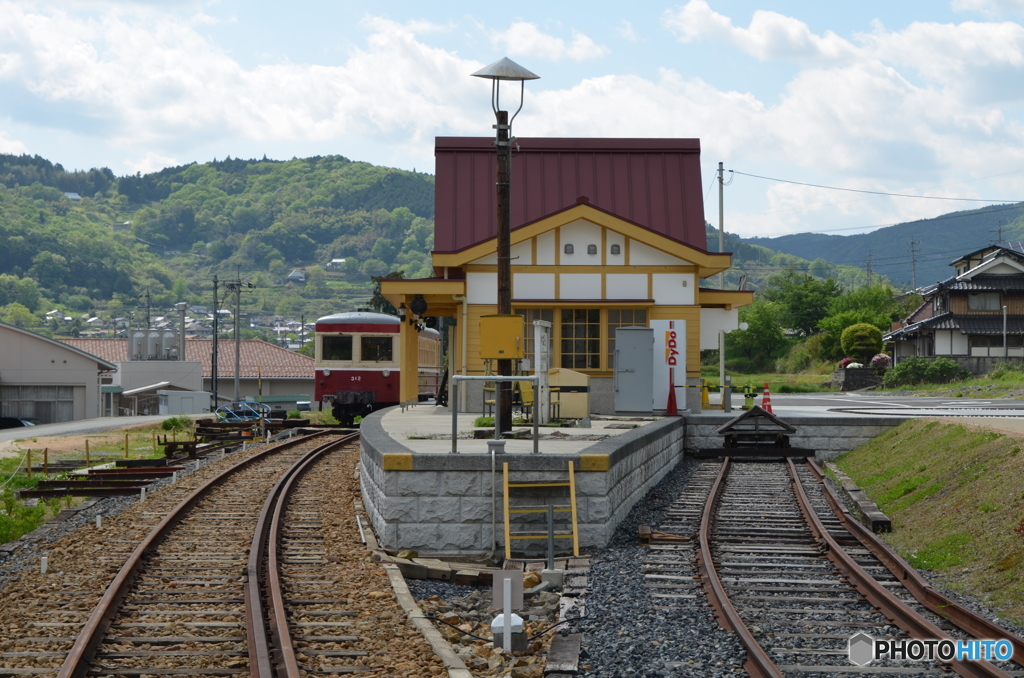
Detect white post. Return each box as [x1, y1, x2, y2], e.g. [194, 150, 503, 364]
[533, 320, 551, 425]
[40, 557, 48, 574]
[96, 515, 102, 529]
[140, 487, 146, 503]
[503, 577, 512, 653]
[1003, 305, 1008, 357]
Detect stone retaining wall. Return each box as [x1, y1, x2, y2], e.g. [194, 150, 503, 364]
[684, 413, 908, 461]
[359, 409, 685, 557]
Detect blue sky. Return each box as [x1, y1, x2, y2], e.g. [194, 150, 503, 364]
[3, 0, 1024, 238]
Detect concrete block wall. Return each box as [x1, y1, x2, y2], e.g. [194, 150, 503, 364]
[360, 409, 685, 557]
[684, 413, 908, 461]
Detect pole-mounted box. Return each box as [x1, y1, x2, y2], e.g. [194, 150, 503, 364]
[479, 314, 524, 359]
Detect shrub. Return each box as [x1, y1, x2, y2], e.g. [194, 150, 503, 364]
[988, 362, 1023, 380]
[160, 416, 192, 431]
[869, 353, 892, 369]
[840, 323, 883, 363]
[286, 410, 302, 419]
[883, 356, 971, 387]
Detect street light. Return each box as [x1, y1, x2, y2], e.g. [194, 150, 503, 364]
[471, 57, 539, 433]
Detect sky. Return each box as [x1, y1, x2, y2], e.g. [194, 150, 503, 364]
[3, 0, 1024, 239]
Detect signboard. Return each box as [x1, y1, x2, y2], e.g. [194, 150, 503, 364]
[651, 320, 685, 413]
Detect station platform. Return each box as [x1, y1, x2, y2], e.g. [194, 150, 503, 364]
[375, 403, 656, 455]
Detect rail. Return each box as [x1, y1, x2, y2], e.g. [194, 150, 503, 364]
[805, 459, 1024, 663]
[449, 375, 539, 454]
[787, 458, 1011, 678]
[256, 431, 359, 677]
[55, 429, 336, 678]
[694, 458, 784, 678]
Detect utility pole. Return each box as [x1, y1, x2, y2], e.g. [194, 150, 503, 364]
[300, 314, 305, 352]
[991, 221, 1004, 244]
[909, 236, 921, 290]
[225, 272, 253, 403]
[865, 253, 874, 288]
[143, 288, 152, 329]
[211, 276, 219, 411]
[496, 108, 513, 434]
[718, 162, 725, 290]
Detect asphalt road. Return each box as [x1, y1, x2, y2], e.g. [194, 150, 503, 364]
[735, 391, 1024, 417]
[0, 415, 170, 445]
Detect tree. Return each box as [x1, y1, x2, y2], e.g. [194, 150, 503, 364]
[172, 277, 189, 301]
[306, 266, 329, 298]
[760, 268, 843, 337]
[840, 323, 883, 363]
[368, 271, 404, 315]
[726, 299, 788, 370]
[1, 302, 38, 328]
[817, 284, 897, 361]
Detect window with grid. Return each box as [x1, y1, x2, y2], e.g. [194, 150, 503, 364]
[560, 308, 600, 369]
[514, 309, 554, 368]
[607, 309, 648, 368]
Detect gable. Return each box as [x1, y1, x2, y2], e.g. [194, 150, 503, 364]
[443, 205, 726, 276]
[958, 254, 1024, 279]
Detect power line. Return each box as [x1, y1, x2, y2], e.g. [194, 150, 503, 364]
[731, 170, 1023, 203]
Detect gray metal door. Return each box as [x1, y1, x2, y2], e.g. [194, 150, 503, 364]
[614, 327, 654, 414]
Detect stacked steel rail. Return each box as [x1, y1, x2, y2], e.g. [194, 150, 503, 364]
[683, 457, 1024, 678]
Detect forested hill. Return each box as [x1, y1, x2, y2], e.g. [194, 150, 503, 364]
[0, 153, 437, 327]
[743, 202, 1024, 289]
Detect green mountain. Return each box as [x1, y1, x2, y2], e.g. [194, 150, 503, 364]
[0, 153, 436, 327]
[742, 203, 1024, 289]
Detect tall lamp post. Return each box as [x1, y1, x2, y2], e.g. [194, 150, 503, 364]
[471, 57, 539, 433]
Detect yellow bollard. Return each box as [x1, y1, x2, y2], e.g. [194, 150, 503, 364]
[124, 432, 129, 459]
[26, 449, 32, 479]
[700, 379, 710, 407]
[43, 448, 49, 476]
[85, 439, 90, 467]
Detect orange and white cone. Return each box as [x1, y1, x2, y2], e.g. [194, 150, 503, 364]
[761, 382, 773, 414]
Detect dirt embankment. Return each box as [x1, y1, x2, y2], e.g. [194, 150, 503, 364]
[836, 418, 1024, 623]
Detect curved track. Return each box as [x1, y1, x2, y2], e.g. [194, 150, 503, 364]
[48, 429, 358, 678]
[647, 457, 1024, 678]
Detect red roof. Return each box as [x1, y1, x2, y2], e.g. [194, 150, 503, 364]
[434, 137, 706, 254]
[58, 338, 313, 379]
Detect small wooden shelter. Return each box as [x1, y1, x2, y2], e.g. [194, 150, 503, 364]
[694, 406, 813, 458]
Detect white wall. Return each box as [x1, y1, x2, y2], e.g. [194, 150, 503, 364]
[652, 274, 695, 305]
[700, 308, 740, 350]
[560, 273, 602, 299]
[117, 361, 203, 391]
[536, 231, 556, 265]
[605, 274, 647, 299]
[935, 330, 952, 356]
[514, 273, 555, 299]
[629, 240, 689, 266]
[559, 220, 603, 265]
[467, 272, 497, 304]
[952, 332, 968, 355]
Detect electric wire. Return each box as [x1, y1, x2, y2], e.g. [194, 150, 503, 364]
[731, 170, 1023, 203]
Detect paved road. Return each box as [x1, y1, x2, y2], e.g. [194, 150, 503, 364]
[734, 391, 1024, 418]
[0, 416, 170, 444]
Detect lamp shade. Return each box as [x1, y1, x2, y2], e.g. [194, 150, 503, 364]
[471, 57, 540, 82]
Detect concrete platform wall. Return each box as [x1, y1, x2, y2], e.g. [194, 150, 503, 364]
[684, 413, 908, 461]
[359, 409, 685, 557]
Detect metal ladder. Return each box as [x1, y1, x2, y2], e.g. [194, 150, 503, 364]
[502, 461, 580, 560]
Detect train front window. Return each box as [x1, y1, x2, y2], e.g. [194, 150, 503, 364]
[361, 336, 394, 362]
[322, 336, 352, 361]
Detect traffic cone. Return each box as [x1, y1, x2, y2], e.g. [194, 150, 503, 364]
[666, 374, 679, 415]
[761, 382, 773, 414]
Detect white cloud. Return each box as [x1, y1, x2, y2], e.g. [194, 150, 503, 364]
[617, 20, 638, 43]
[662, 1, 858, 65]
[491, 22, 608, 62]
[124, 151, 180, 174]
[0, 131, 27, 154]
[951, 0, 1024, 16]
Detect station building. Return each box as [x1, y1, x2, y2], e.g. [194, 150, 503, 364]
[380, 137, 753, 414]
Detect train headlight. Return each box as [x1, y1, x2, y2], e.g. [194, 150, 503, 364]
[323, 369, 331, 377]
[382, 370, 390, 377]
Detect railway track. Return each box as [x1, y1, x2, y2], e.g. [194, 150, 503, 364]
[0, 430, 379, 677]
[645, 457, 1024, 678]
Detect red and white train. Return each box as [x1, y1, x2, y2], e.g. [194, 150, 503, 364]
[314, 311, 442, 426]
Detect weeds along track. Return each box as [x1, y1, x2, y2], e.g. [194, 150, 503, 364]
[645, 458, 1024, 678]
[0, 430, 351, 677]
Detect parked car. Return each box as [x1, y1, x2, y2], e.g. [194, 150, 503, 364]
[0, 417, 30, 430]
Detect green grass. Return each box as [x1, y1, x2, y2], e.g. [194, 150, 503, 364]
[699, 367, 837, 392]
[906, 533, 974, 570]
[836, 419, 1024, 624]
